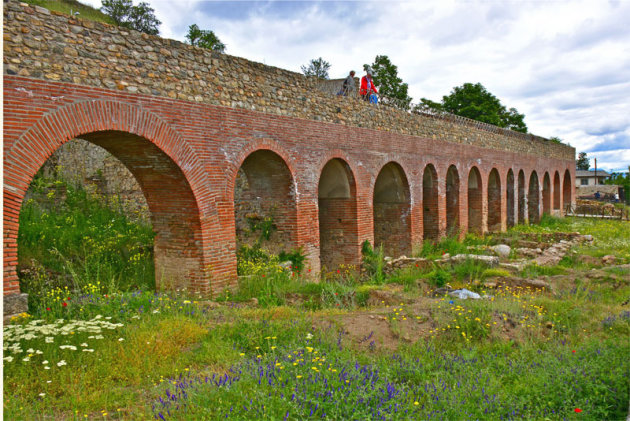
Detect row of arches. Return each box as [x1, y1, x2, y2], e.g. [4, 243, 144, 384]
[234, 150, 574, 271]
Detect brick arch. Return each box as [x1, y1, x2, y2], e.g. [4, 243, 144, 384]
[225, 139, 299, 198]
[542, 171, 551, 215]
[422, 163, 440, 241]
[518, 169, 526, 224]
[487, 168, 502, 232]
[445, 164, 461, 236]
[563, 169, 573, 214]
[232, 148, 298, 256]
[372, 161, 412, 257]
[528, 170, 541, 223]
[467, 166, 483, 234]
[3, 100, 219, 297]
[506, 168, 516, 228]
[553, 171, 561, 211]
[318, 157, 360, 270]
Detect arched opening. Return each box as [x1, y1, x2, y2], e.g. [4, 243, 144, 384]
[18, 131, 205, 294]
[318, 159, 359, 271]
[553, 171, 561, 211]
[446, 165, 460, 235]
[468, 167, 483, 234]
[563, 170, 572, 214]
[506, 169, 515, 228]
[423, 164, 439, 241]
[487, 168, 502, 232]
[542, 172, 551, 215]
[528, 171, 540, 223]
[373, 162, 411, 257]
[234, 150, 297, 255]
[518, 170, 526, 224]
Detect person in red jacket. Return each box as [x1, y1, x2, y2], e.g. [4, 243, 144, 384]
[360, 70, 378, 102]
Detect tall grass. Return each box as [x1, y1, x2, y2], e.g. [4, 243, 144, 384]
[18, 174, 155, 310]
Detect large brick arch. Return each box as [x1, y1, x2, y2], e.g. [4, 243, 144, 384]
[318, 157, 360, 270]
[3, 100, 221, 296]
[372, 161, 412, 257]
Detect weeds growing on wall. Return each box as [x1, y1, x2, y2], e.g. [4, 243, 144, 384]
[18, 173, 155, 311]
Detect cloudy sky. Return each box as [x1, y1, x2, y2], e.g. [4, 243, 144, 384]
[83, 0, 630, 172]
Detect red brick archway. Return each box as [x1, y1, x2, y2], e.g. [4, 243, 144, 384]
[446, 165, 460, 236]
[487, 168, 502, 232]
[373, 162, 411, 257]
[423, 164, 439, 241]
[318, 158, 359, 271]
[468, 167, 483, 234]
[3, 100, 221, 296]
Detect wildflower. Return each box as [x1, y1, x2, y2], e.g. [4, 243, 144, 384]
[414, 401, 419, 406]
[82, 349, 94, 352]
[23, 357, 31, 362]
[575, 408, 582, 413]
[4, 356, 14, 362]
[57, 360, 67, 367]
[118, 338, 125, 342]
[39, 393, 46, 397]
[80, 343, 88, 347]
[42, 360, 49, 365]
[46, 308, 51, 311]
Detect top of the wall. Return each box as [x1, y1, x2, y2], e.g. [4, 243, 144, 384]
[3, 0, 574, 161]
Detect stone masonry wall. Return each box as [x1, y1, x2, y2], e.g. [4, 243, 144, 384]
[3, 0, 574, 161]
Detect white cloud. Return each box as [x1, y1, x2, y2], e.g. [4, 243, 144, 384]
[79, 0, 630, 171]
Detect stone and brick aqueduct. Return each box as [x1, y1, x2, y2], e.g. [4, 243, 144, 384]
[3, 1, 575, 311]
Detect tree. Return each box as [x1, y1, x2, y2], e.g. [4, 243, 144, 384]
[576, 152, 590, 170]
[419, 83, 528, 133]
[604, 166, 630, 205]
[301, 57, 331, 79]
[185, 24, 225, 53]
[101, 0, 161, 35]
[365, 55, 412, 110]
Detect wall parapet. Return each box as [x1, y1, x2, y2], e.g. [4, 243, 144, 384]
[3, 0, 574, 161]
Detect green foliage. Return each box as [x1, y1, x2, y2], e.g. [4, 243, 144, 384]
[361, 240, 385, 283]
[604, 166, 630, 205]
[185, 23, 225, 52]
[451, 258, 488, 282]
[278, 248, 306, 273]
[22, 0, 114, 23]
[101, 0, 161, 35]
[420, 82, 528, 133]
[576, 151, 590, 170]
[18, 174, 155, 310]
[427, 267, 451, 287]
[301, 57, 331, 79]
[548, 136, 563, 144]
[246, 215, 276, 242]
[365, 55, 412, 109]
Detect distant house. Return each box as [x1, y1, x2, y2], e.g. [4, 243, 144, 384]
[575, 169, 610, 186]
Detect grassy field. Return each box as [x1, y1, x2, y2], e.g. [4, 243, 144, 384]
[5, 185, 630, 419]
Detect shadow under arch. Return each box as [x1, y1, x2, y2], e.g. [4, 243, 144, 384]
[468, 166, 483, 234]
[487, 168, 502, 232]
[563, 170, 572, 213]
[318, 158, 359, 271]
[528, 171, 540, 223]
[542, 172, 551, 215]
[518, 170, 526, 224]
[553, 171, 561, 211]
[233, 149, 298, 256]
[446, 165, 460, 236]
[423, 164, 439, 241]
[373, 162, 411, 257]
[506, 169, 515, 228]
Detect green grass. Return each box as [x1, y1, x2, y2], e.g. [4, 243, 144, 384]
[22, 0, 114, 24]
[18, 173, 155, 311]
[7, 199, 630, 420]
